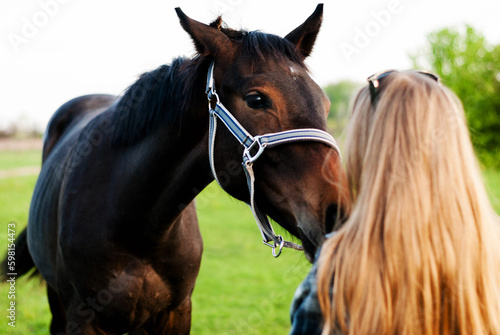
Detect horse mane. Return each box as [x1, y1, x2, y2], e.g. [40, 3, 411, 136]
[111, 57, 195, 145]
[212, 16, 305, 66]
[111, 18, 305, 145]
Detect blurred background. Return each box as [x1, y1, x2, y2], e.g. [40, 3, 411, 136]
[0, 1, 499, 334]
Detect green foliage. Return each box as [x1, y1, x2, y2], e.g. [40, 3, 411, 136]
[483, 169, 500, 212]
[324, 81, 360, 120]
[323, 81, 360, 136]
[412, 25, 500, 168]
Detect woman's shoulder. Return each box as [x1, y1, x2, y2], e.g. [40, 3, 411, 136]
[289, 247, 325, 335]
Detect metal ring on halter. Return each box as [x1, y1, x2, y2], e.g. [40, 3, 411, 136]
[207, 90, 219, 104]
[263, 235, 285, 258]
[243, 136, 267, 165]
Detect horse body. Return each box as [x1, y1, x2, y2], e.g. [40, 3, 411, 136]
[4, 5, 350, 334]
[30, 85, 208, 332]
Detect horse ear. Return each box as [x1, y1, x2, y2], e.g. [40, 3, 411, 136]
[175, 8, 234, 58]
[285, 4, 323, 59]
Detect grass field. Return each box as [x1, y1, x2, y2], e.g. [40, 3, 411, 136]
[0, 149, 311, 334]
[0, 149, 499, 334]
[0, 151, 41, 170]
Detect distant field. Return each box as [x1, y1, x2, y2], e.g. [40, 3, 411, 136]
[0, 150, 41, 170]
[0, 149, 499, 335]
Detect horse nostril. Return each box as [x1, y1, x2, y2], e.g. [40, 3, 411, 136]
[325, 204, 337, 234]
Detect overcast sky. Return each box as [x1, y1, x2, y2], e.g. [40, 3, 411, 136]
[1, 0, 499, 130]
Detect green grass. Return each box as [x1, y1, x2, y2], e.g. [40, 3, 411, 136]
[0, 151, 41, 170]
[192, 187, 309, 334]
[0, 175, 48, 335]
[0, 151, 310, 335]
[0, 150, 499, 335]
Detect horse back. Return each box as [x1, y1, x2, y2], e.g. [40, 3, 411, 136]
[28, 94, 116, 285]
[43, 94, 117, 161]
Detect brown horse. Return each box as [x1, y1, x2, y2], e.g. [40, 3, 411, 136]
[4, 4, 349, 334]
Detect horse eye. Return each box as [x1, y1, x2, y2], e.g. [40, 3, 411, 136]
[245, 93, 267, 109]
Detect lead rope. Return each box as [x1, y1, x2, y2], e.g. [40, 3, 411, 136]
[243, 161, 304, 256]
[242, 162, 284, 256]
[208, 106, 222, 188]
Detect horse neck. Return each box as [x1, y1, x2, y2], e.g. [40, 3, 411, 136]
[139, 106, 213, 227]
[106, 57, 218, 239]
[110, 78, 213, 235]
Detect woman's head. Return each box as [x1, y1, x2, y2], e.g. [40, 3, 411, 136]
[346, 71, 465, 200]
[318, 71, 500, 334]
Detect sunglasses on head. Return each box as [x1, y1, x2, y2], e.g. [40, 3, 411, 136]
[367, 70, 440, 104]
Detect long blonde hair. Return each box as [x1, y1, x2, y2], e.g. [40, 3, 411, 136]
[317, 71, 500, 334]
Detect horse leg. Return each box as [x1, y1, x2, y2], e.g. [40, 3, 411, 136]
[61, 298, 114, 335]
[61, 316, 113, 335]
[132, 296, 193, 335]
[65, 323, 111, 335]
[161, 297, 193, 335]
[47, 284, 67, 335]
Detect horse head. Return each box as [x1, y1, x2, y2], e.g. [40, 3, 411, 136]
[177, 5, 350, 261]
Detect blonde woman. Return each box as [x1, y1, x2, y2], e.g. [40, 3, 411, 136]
[290, 70, 500, 335]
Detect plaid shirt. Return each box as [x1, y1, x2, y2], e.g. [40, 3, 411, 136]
[289, 251, 324, 335]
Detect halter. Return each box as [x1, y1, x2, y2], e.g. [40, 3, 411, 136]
[206, 61, 341, 257]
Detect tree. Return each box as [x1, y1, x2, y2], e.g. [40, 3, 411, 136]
[323, 81, 360, 135]
[412, 25, 500, 168]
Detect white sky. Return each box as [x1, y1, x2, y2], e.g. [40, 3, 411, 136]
[1, 0, 499, 130]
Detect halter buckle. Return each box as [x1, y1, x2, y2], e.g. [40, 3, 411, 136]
[243, 136, 267, 165]
[263, 235, 285, 258]
[207, 89, 219, 104]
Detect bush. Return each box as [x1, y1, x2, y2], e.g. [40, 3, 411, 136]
[412, 25, 500, 168]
